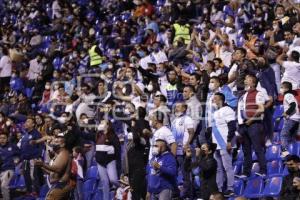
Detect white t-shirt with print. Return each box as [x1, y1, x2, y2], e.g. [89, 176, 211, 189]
[171, 115, 194, 155]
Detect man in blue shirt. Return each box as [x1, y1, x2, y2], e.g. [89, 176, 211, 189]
[147, 139, 177, 200]
[20, 117, 44, 196]
[0, 132, 20, 200]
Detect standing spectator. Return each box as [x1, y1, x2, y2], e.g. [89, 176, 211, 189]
[148, 111, 177, 161]
[0, 132, 20, 200]
[183, 85, 202, 130]
[280, 82, 300, 154]
[237, 74, 267, 177]
[146, 139, 177, 200]
[81, 120, 121, 200]
[0, 47, 12, 95]
[211, 93, 236, 196]
[19, 117, 44, 196]
[280, 155, 300, 200]
[184, 143, 218, 200]
[171, 102, 194, 198]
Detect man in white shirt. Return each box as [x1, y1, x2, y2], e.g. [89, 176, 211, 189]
[148, 111, 177, 161]
[0, 47, 12, 94]
[171, 102, 194, 198]
[212, 93, 236, 196]
[27, 56, 43, 81]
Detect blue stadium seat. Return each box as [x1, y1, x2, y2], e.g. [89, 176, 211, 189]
[39, 184, 50, 198]
[282, 166, 289, 176]
[83, 179, 98, 200]
[243, 176, 264, 198]
[288, 142, 300, 156]
[267, 160, 283, 177]
[250, 162, 260, 177]
[265, 145, 281, 161]
[263, 176, 283, 197]
[233, 179, 244, 196]
[236, 149, 244, 162]
[252, 152, 258, 161]
[86, 165, 99, 180]
[272, 132, 281, 144]
[233, 162, 243, 175]
[194, 175, 201, 188]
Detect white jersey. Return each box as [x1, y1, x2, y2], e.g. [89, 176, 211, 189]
[283, 93, 300, 121]
[212, 106, 236, 150]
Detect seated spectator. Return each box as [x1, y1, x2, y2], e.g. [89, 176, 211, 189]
[280, 155, 300, 200]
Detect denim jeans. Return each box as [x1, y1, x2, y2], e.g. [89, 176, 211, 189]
[239, 123, 267, 175]
[97, 161, 119, 200]
[151, 189, 173, 200]
[85, 144, 95, 169]
[214, 150, 234, 192]
[281, 119, 300, 150]
[0, 170, 14, 200]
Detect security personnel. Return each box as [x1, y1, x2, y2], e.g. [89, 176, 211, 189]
[0, 132, 20, 200]
[88, 43, 103, 67]
[172, 19, 191, 45]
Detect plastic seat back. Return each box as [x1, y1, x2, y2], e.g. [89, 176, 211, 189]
[263, 176, 283, 197]
[243, 176, 264, 198]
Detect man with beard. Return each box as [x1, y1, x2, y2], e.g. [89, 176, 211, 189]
[165, 69, 184, 109]
[280, 155, 300, 200]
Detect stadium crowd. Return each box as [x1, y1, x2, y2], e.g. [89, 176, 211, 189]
[0, 0, 300, 199]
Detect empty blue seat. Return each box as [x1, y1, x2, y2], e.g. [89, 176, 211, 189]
[83, 179, 98, 200]
[233, 179, 244, 196]
[272, 132, 281, 144]
[233, 161, 243, 175]
[267, 160, 283, 177]
[86, 165, 99, 180]
[250, 162, 260, 177]
[252, 152, 258, 161]
[288, 142, 300, 156]
[273, 105, 284, 132]
[243, 176, 264, 198]
[265, 145, 281, 161]
[236, 149, 244, 162]
[263, 176, 283, 197]
[282, 166, 289, 176]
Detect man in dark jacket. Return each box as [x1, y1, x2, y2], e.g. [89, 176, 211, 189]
[280, 155, 300, 200]
[184, 143, 218, 200]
